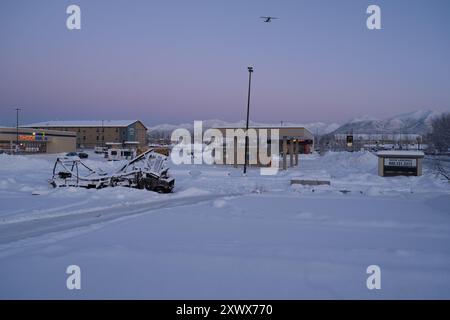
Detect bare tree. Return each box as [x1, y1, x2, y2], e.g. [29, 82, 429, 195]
[428, 113, 450, 153]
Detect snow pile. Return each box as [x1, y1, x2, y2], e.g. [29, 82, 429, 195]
[0, 154, 52, 192]
[319, 151, 378, 176]
[0, 153, 50, 171]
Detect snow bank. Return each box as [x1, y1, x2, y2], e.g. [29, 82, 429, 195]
[319, 151, 378, 176]
[0, 153, 51, 171]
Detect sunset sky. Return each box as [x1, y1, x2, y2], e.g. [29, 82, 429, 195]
[1, 0, 449, 126]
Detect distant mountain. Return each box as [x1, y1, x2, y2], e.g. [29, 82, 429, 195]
[148, 119, 340, 139]
[147, 110, 445, 140]
[332, 110, 443, 135]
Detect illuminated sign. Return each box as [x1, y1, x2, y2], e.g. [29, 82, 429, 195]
[35, 134, 47, 141]
[19, 132, 48, 142]
[19, 135, 35, 141]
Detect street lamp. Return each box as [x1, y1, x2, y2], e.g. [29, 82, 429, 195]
[15, 108, 21, 153]
[102, 120, 105, 148]
[243, 66, 254, 174]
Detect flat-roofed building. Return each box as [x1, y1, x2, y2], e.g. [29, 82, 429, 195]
[0, 127, 76, 154]
[213, 125, 314, 170]
[23, 120, 148, 149]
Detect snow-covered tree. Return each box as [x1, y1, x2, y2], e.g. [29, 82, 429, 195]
[428, 113, 450, 152]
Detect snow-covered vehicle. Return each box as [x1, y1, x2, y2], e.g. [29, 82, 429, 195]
[94, 146, 107, 154]
[49, 149, 175, 193]
[107, 148, 136, 161]
[65, 152, 80, 160]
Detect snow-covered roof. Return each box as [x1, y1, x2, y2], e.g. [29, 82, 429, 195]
[377, 150, 425, 157]
[0, 126, 76, 135]
[23, 120, 146, 128]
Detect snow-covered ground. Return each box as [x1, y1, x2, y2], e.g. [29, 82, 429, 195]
[0, 151, 449, 299]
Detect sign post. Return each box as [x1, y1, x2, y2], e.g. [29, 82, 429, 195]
[376, 151, 424, 177]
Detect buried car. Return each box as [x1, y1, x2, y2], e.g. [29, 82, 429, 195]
[78, 152, 89, 159]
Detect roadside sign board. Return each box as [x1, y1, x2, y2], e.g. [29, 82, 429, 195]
[384, 158, 417, 168]
[377, 151, 424, 177]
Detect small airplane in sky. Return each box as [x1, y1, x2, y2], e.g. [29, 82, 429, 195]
[260, 16, 279, 23]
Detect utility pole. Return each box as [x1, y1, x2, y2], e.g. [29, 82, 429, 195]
[316, 128, 319, 152]
[243, 66, 254, 174]
[15, 108, 21, 153]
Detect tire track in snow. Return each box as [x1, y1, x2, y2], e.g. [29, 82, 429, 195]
[0, 193, 235, 245]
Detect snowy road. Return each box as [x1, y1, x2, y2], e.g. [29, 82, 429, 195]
[1, 192, 450, 299]
[0, 192, 227, 246]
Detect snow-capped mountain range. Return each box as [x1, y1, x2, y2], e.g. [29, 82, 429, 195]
[332, 110, 443, 135]
[147, 110, 446, 139]
[148, 119, 340, 139]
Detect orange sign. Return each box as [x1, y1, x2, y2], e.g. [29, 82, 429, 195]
[18, 133, 48, 142]
[19, 135, 35, 141]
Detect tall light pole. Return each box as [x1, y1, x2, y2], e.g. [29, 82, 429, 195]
[243, 66, 254, 174]
[15, 108, 21, 153]
[102, 119, 104, 148]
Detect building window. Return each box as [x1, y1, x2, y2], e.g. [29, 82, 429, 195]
[83, 136, 86, 141]
[96, 136, 99, 141]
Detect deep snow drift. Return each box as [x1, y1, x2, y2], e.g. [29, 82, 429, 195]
[0, 151, 449, 299]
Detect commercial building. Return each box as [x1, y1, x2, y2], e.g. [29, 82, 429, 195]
[23, 120, 148, 149]
[0, 127, 76, 154]
[213, 126, 314, 170]
[333, 133, 423, 151]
